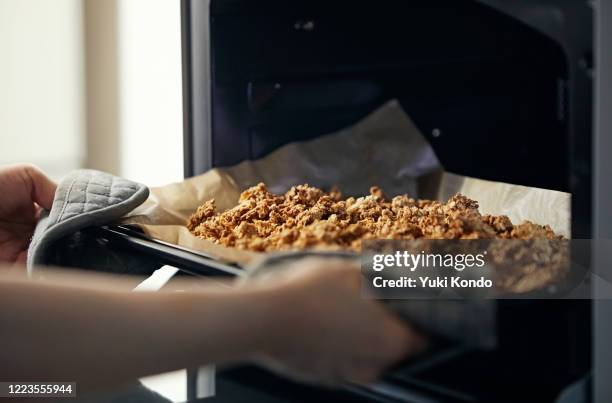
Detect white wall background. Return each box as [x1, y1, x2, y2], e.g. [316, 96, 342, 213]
[117, 0, 183, 186]
[0, 0, 85, 180]
[0, 2, 189, 398]
[0, 0, 184, 186]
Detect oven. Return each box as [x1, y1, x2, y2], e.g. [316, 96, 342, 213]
[64, 0, 602, 401]
[177, 1, 594, 402]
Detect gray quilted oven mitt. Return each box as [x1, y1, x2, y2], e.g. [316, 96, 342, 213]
[27, 170, 149, 274]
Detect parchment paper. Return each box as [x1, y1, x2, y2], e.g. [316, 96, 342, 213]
[123, 100, 570, 267]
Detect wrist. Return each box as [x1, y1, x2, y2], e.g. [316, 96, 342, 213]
[244, 283, 307, 361]
[201, 286, 294, 362]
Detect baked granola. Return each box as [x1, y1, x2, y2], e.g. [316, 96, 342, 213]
[187, 183, 561, 252]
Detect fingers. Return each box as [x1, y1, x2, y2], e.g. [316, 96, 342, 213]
[256, 257, 428, 387]
[343, 365, 381, 385]
[387, 315, 428, 358]
[352, 320, 426, 385]
[22, 164, 57, 210]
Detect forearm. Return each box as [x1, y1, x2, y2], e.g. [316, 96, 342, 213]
[0, 275, 279, 390]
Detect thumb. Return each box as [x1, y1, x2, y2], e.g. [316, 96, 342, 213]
[23, 165, 57, 210]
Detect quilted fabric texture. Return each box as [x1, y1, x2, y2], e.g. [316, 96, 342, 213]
[27, 170, 149, 272]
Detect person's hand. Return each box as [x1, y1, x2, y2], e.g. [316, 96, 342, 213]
[0, 164, 56, 263]
[252, 258, 427, 386]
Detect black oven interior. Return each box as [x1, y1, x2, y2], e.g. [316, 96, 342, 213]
[208, 0, 568, 187]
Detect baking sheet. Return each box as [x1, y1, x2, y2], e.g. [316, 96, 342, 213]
[122, 100, 570, 267]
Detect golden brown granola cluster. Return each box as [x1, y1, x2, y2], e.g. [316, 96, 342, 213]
[187, 183, 560, 252]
